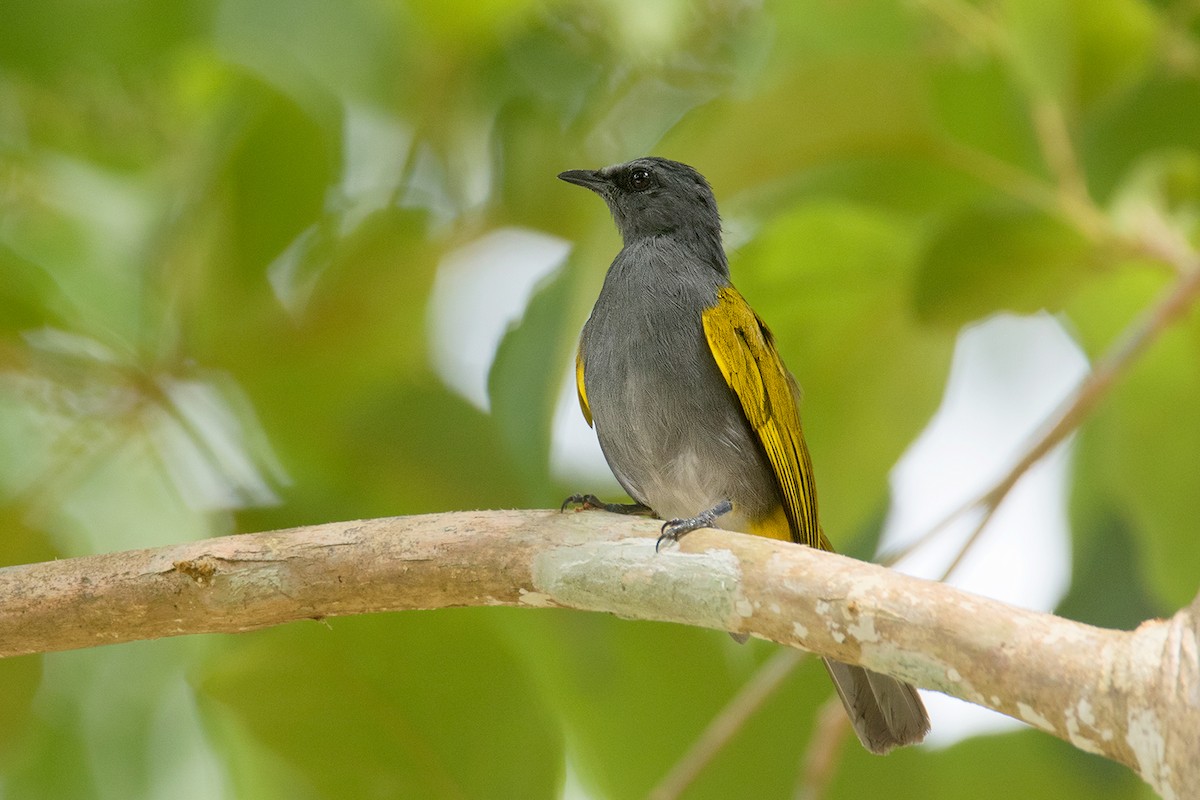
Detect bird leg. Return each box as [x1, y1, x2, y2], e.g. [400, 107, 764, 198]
[657, 499, 733, 552]
[560, 494, 653, 516]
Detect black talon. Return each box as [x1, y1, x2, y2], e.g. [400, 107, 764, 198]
[561, 494, 653, 516]
[655, 526, 677, 553]
[655, 499, 733, 552]
[560, 493, 591, 512]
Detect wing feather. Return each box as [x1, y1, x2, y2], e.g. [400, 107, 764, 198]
[575, 344, 593, 427]
[702, 286, 827, 550]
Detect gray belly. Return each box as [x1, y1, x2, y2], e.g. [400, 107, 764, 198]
[580, 291, 779, 530]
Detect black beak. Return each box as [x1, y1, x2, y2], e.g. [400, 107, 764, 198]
[557, 169, 608, 193]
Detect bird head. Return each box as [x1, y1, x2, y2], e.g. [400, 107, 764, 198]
[558, 157, 723, 249]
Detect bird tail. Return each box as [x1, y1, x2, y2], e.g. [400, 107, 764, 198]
[822, 658, 930, 754]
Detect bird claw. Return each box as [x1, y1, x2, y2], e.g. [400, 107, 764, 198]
[656, 517, 700, 552]
[560, 493, 600, 512]
[562, 494, 653, 516]
[655, 500, 733, 552]
[655, 523, 681, 553]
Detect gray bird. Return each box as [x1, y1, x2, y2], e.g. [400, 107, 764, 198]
[559, 156, 930, 754]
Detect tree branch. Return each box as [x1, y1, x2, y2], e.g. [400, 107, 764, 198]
[0, 509, 1195, 797]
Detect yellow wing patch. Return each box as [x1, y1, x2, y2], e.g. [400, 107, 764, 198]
[702, 286, 829, 550]
[575, 344, 593, 427]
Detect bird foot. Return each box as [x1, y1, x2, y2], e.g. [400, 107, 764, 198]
[656, 499, 733, 552]
[560, 494, 652, 516]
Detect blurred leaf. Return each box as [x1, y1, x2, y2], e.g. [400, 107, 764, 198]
[488, 261, 575, 492]
[499, 609, 836, 800]
[493, 99, 582, 224]
[1061, 428, 1166, 629]
[1069, 0, 1157, 109]
[3, 702, 95, 799]
[221, 74, 339, 277]
[734, 202, 953, 542]
[334, 380, 527, 517]
[914, 203, 1095, 327]
[405, 0, 542, 50]
[214, 0, 403, 106]
[1099, 321, 1200, 609]
[0, 246, 58, 333]
[667, 53, 934, 191]
[771, 0, 922, 56]
[732, 153, 985, 223]
[3, 640, 209, 800]
[0, 154, 157, 346]
[1082, 71, 1200, 201]
[831, 728, 1154, 799]
[928, 57, 1043, 171]
[0, 514, 54, 772]
[198, 610, 562, 800]
[1067, 267, 1200, 609]
[499, 25, 605, 118]
[1108, 149, 1200, 245]
[0, 505, 42, 757]
[1002, 0, 1075, 100]
[1063, 264, 1163, 359]
[0, 0, 206, 78]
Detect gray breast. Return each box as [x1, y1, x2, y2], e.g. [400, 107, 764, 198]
[579, 244, 780, 529]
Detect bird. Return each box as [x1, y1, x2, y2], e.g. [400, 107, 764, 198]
[558, 156, 930, 754]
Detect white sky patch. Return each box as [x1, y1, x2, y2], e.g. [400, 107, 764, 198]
[428, 228, 571, 412]
[880, 312, 1089, 747]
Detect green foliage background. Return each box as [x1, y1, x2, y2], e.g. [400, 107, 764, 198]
[0, 0, 1196, 797]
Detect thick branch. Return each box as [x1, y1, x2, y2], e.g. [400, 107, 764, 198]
[0, 510, 1195, 797]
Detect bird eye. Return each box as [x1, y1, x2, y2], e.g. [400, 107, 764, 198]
[629, 168, 651, 190]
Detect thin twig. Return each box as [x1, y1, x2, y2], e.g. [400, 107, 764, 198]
[910, 0, 1005, 53]
[648, 649, 805, 800]
[937, 487, 1004, 582]
[985, 251, 1200, 481]
[880, 494, 980, 568]
[935, 138, 1062, 216]
[793, 697, 851, 800]
[1030, 99, 1108, 241]
[933, 138, 1109, 242]
[884, 247, 1200, 575]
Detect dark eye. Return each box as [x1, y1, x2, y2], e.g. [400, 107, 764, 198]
[629, 168, 651, 190]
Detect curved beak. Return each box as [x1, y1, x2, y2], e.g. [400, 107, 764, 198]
[557, 169, 607, 193]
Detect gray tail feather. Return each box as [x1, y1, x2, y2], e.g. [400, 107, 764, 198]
[823, 658, 930, 755]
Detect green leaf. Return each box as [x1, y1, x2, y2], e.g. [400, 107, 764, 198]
[1002, 0, 1075, 101]
[498, 609, 836, 800]
[1069, 0, 1157, 108]
[833, 728, 1153, 799]
[1108, 150, 1200, 244]
[220, 74, 339, 279]
[0, 655, 41, 763]
[0, 243, 58, 333]
[1067, 267, 1200, 608]
[1082, 72, 1200, 201]
[488, 259, 575, 493]
[1061, 426, 1167, 629]
[198, 610, 563, 800]
[928, 57, 1042, 171]
[733, 153, 985, 221]
[914, 203, 1094, 327]
[665, 53, 935, 191]
[1099, 323, 1200, 609]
